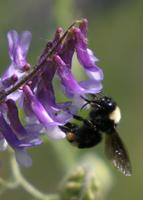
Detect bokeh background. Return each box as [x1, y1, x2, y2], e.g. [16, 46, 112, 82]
[0, 0, 143, 199]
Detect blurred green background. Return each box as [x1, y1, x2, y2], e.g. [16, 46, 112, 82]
[0, 0, 143, 199]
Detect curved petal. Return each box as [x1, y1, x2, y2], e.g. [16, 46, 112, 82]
[7, 30, 32, 67]
[55, 55, 102, 97]
[23, 85, 63, 128]
[2, 63, 16, 80]
[15, 149, 32, 167]
[70, 94, 90, 111]
[19, 31, 32, 57]
[16, 31, 32, 66]
[55, 56, 84, 95]
[7, 30, 19, 62]
[36, 67, 73, 123]
[2, 30, 31, 83]
[7, 90, 23, 101]
[79, 79, 102, 94]
[0, 114, 33, 149]
[74, 28, 103, 81]
[85, 67, 104, 81]
[36, 65, 57, 106]
[59, 34, 75, 67]
[6, 99, 29, 138]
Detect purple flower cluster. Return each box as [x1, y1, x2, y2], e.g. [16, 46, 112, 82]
[0, 19, 103, 166]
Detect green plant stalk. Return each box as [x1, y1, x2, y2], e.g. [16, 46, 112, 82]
[10, 152, 59, 200]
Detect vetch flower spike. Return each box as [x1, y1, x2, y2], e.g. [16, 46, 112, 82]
[0, 19, 104, 166]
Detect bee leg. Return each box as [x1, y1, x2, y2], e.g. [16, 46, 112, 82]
[73, 114, 85, 121]
[59, 122, 78, 133]
[73, 115, 96, 129]
[59, 123, 78, 144]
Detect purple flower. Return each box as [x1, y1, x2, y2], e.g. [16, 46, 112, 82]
[5, 30, 31, 76]
[23, 85, 66, 139]
[36, 65, 73, 122]
[55, 55, 102, 97]
[1, 30, 32, 101]
[0, 99, 42, 166]
[51, 19, 103, 104]
[73, 25, 104, 81]
[0, 19, 104, 166]
[0, 114, 35, 167]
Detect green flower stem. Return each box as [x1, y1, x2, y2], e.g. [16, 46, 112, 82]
[10, 152, 59, 200]
[0, 178, 19, 189]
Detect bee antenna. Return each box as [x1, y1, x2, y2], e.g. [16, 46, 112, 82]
[80, 96, 91, 110]
[80, 102, 89, 110]
[80, 95, 91, 103]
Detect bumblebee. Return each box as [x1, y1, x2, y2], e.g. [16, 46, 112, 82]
[60, 95, 132, 176]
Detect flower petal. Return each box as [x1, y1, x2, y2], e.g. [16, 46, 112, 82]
[15, 149, 32, 167]
[19, 31, 32, 59]
[79, 79, 102, 93]
[6, 99, 42, 146]
[0, 114, 31, 149]
[55, 55, 84, 96]
[59, 34, 75, 67]
[2, 63, 16, 81]
[79, 18, 88, 37]
[7, 90, 22, 101]
[70, 94, 90, 111]
[7, 30, 19, 62]
[85, 68, 103, 81]
[55, 55, 102, 97]
[36, 67, 73, 123]
[74, 28, 103, 81]
[0, 138, 8, 151]
[6, 99, 28, 138]
[36, 64, 57, 106]
[23, 85, 62, 128]
[46, 126, 66, 139]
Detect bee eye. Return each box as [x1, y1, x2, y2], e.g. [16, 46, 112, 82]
[108, 102, 113, 107]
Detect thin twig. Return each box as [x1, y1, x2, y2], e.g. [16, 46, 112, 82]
[10, 153, 59, 200]
[0, 177, 19, 189]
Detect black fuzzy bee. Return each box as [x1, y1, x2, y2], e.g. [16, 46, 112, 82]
[60, 95, 132, 176]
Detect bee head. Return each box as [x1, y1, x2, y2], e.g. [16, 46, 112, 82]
[97, 96, 116, 113]
[98, 97, 121, 124]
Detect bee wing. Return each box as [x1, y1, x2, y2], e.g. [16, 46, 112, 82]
[105, 131, 132, 176]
